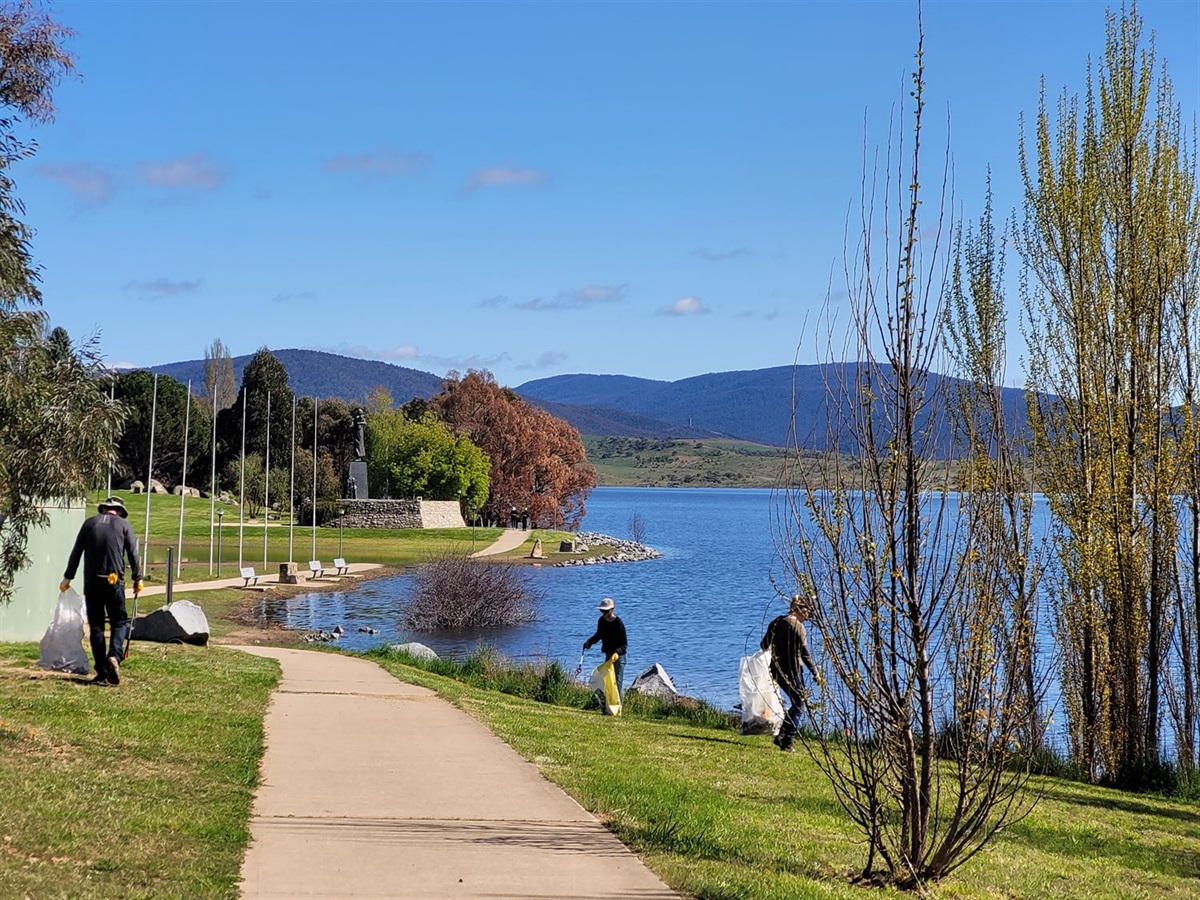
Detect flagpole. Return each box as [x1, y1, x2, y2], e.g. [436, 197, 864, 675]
[143, 373, 159, 557]
[238, 388, 246, 571]
[207, 374, 219, 578]
[263, 391, 271, 570]
[106, 379, 115, 495]
[289, 394, 296, 563]
[311, 398, 318, 562]
[177, 380, 192, 580]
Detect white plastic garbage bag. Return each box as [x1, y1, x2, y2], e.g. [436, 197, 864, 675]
[738, 649, 783, 735]
[38, 588, 90, 675]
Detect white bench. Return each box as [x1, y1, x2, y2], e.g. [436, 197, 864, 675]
[240, 566, 259, 587]
[333, 557, 349, 576]
[308, 560, 325, 579]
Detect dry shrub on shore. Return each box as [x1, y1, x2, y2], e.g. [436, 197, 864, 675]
[404, 551, 540, 630]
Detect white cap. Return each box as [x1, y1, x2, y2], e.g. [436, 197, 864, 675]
[598, 597, 615, 611]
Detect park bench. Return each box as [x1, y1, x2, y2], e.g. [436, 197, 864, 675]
[333, 558, 349, 576]
[240, 566, 259, 587]
[308, 560, 325, 579]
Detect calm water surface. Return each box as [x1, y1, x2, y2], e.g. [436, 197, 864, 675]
[265, 487, 794, 708]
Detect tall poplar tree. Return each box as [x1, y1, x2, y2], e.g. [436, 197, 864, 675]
[1020, 4, 1199, 785]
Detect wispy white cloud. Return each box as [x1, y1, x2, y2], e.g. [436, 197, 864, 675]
[738, 307, 780, 321]
[515, 283, 627, 312]
[137, 153, 227, 190]
[314, 343, 505, 373]
[421, 351, 512, 371]
[271, 291, 318, 305]
[478, 295, 507, 309]
[516, 351, 569, 371]
[124, 278, 202, 299]
[660, 296, 710, 316]
[324, 148, 431, 178]
[693, 247, 751, 261]
[379, 345, 421, 361]
[36, 162, 116, 205]
[464, 166, 549, 192]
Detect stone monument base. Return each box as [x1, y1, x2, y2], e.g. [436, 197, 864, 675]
[331, 499, 465, 529]
[278, 562, 300, 585]
[348, 460, 368, 500]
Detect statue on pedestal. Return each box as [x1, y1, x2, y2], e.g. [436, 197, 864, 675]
[352, 408, 367, 460]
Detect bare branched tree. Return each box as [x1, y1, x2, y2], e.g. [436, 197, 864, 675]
[628, 512, 647, 544]
[404, 551, 540, 630]
[773, 15, 1043, 887]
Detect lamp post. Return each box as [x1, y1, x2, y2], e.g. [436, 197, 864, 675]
[338, 508, 345, 558]
[216, 508, 224, 578]
[469, 503, 477, 552]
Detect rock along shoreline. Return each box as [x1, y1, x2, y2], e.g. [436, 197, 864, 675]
[552, 531, 662, 567]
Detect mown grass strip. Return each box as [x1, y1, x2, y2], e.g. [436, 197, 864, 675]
[369, 651, 1200, 899]
[0, 642, 276, 899]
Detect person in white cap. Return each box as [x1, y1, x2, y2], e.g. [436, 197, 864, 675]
[60, 496, 143, 685]
[583, 596, 628, 709]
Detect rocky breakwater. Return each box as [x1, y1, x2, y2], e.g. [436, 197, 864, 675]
[553, 531, 662, 567]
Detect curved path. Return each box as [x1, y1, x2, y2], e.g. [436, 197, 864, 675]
[469, 527, 530, 558]
[234, 646, 677, 899]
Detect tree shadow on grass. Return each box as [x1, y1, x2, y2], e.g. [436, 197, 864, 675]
[1005, 810, 1200, 881]
[1037, 784, 1200, 825]
[668, 731, 748, 748]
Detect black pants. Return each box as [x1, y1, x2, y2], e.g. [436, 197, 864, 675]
[774, 668, 804, 746]
[84, 582, 129, 673]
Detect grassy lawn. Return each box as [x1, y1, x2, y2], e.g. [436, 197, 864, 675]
[90, 489, 585, 585]
[0, 641, 277, 898]
[370, 654, 1200, 900]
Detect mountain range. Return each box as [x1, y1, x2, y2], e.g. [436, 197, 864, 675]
[149, 349, 1029, 450]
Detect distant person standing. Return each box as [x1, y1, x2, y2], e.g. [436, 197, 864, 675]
[761, 589, 820, 752]
[583, 597, 628, 710]
[60, 497, 143, 685]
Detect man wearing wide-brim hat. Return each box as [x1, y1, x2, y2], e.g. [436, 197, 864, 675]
[60, 496, 143, 685]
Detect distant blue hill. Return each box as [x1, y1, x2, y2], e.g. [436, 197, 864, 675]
[147, 350, 1029, 450]
[517, 365, 1031, 451]
[149, 349, 443, 406]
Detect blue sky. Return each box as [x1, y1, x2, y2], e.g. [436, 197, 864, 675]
[25, 0, 1200, 387]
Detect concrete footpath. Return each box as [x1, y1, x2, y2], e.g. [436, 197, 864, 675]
[234, 646, 679, 899]
[138, 562, 384, 598]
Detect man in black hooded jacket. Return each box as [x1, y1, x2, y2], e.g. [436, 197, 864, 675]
[61, 496, 143, 685]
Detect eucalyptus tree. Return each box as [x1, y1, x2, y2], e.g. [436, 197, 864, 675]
[0, 3, 125, 602]
[1019, 4, 1198, 785]
[773, 18, 1042, 886]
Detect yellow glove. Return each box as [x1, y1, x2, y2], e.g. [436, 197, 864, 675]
[134, 579, 144, 597]
[610, 653, 619, 662]
[59, 580, 71, 593]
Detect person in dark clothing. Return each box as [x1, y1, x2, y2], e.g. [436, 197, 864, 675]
[61, 496, 143, 685]
[761, 590, 820, 752]
[583, 596, 628, 709]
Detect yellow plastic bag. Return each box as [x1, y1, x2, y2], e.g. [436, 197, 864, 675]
[589, 658, 623, 716]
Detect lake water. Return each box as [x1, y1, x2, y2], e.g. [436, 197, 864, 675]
[262, 487, 800, 708]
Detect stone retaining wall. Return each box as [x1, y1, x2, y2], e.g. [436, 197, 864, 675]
[332, 499, 464, 529]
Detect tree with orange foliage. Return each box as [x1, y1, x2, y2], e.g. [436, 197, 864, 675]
[432, 370, 596, 529]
